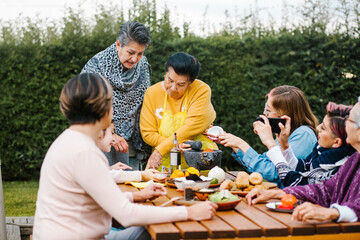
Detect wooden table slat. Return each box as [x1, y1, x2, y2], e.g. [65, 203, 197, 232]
[340, 222, 360, 233]
[200, 215, 236, 238]
[254, 203, 315, 236]
[216, 210, 262, 238]
[235, 201, 289, 237]
[174, 221, 208, 239]
[147, 223, 180, 240]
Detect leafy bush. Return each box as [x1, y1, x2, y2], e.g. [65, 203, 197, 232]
[0, 1, 359, 179]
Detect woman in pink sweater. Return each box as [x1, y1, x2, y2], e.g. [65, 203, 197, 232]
[33, 73, 217, 240]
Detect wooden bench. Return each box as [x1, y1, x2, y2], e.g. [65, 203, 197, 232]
[6, 216, 33, 240]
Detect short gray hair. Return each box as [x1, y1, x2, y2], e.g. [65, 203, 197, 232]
[116, 21, 151, 48]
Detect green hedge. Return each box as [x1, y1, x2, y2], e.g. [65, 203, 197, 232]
[1, 22, 359, 179]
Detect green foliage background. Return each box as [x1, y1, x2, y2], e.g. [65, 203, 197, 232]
[0, 0, 359, 180]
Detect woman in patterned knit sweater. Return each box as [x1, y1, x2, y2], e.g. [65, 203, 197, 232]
[82, 21, 152, 170]
[246, 97, 360, 223]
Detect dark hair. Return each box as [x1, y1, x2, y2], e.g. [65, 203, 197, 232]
[268, 85, 318, 134]
[165, 52, 200, 83]
[117, 21, 151, 47]
[326, 102, 353, 146]
[59, 73, 113, 124]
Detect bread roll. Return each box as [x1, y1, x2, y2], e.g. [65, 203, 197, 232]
[235, 171, 250, 189]
[254, 184, 266, 189]
[219, 179, 234, 191]
[249, 172, 263, 185]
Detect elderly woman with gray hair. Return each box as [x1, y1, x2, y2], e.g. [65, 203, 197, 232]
[82, 21, 151, 170]
[246, 96, 360, 223]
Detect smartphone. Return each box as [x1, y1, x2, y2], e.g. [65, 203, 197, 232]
[256, 117, 286, 134]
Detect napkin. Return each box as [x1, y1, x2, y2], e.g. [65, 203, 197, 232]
[125, 181, 165, 189]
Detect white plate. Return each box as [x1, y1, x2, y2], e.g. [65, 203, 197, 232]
[266, 202, 293, 213]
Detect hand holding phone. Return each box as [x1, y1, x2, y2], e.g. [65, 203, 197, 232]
[256, 117, 286, 134]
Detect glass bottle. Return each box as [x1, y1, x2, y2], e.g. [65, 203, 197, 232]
[170, 132, 181, 174]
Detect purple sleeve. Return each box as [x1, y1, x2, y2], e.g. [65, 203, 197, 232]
[283, 170, 338, 207]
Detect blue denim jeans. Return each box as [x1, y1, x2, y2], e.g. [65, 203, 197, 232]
[104, 146, 145, 170]
[105, 226, 150, 240]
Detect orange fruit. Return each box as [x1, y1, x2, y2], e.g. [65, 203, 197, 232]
[170, 169, 184, 179]
[203, 148, 214, 152]
[185, 167, 200, 177]
[281, 194, 297, 208]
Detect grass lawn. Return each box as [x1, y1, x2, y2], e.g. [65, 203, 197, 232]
[3, 181, 38, 216]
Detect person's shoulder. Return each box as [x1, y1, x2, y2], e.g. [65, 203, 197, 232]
[292, 125, 316, 136]
[145, 81, 163, 94]
[190, 79, 211, 92]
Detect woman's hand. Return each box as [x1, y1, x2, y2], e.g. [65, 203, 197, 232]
[245, 188, 286, 205]
[179, 141, 192, 153]
[253, 115, 277, 150]
[292, 202, 339, 223]
[187, 201, 218, 220]
[112, 134, 129, 153]
[277, 115, 291, 151]
[132, 183, 167, 202]
[145, 149, 162, 169]
[218, 133, 250, 153]
[141, 169, 167, 182]
[110, 162, 132, 170]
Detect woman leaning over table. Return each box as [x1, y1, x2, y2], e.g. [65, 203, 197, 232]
[218, 85, 318, 187]
[140, 52, 217, 170]
[33, 73, 217, 240]
[246, 96, 360, 223]
[82, 20, 151, 170]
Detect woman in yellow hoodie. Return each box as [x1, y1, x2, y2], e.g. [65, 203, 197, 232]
[140, 52, 217, 170]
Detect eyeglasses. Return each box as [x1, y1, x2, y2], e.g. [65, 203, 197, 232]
[263, 103, 277, 115]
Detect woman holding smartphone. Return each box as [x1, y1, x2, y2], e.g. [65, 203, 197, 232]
[218, 85, 318, 188]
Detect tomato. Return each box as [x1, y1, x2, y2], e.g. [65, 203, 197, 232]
[281, 194, 297, 208]
[277, 204, 293, 209]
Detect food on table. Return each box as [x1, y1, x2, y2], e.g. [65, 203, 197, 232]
[243, 185, 255, 192]
[219, 179, 234, 191]
[210, 178, 218, 184]
[194, 188, 216, 201]
[209, 190, 239, 203]
[235, 171, 250, 189]
[224, 172, 272, 193]
[202, 148, 214, 152]
[208, 166, 226, 183]
[185, 167, 200, 177]
[249, 172, 263, 185]
[279, 194, 297, 209]
[254, 184, 266, 189]
[170, 169, 185, 179]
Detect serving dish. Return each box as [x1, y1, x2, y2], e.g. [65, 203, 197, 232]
[265, 202, 294, 213]
[173, 176, 212, 189]
[230, 190, 250, 197]
[166, 179, 221, 188]
[194, 188, 217, 201]
[215, 199, 242, 211]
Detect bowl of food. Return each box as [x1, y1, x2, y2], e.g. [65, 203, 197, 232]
[153, 172, 169, 181]
[194, 188, 217, 201]
[173, 176, 212, 190]
[208, 190, 241, 210]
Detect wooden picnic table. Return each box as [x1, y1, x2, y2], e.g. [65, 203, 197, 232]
[117, 171, 360, 240]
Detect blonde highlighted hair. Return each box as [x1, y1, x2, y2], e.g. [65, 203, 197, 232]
[268, 85, 318, 134]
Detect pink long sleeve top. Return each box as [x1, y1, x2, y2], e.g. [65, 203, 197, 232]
[33, 129, 187, 240]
